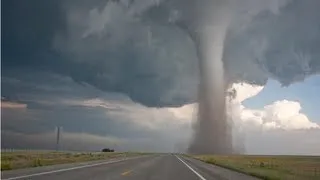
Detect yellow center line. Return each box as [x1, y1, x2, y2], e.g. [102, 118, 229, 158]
[121, 170, 132, 176]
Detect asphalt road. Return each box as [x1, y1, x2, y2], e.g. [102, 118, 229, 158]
[1, 154, 259, 180]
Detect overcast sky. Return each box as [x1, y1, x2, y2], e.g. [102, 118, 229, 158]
[2, 0, 320, 155]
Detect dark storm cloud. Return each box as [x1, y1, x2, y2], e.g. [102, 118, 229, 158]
[1, 72, 147, 137]
[2, 0, 66, 66]
[3, 0, 320, 107]
[2, 0, 198, 107]
[142, 0, 320, 87]
[1, 69, 125, 103]
[223, 0, 320, 86]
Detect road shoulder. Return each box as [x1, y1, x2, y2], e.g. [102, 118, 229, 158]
[180, 156, 260, 180]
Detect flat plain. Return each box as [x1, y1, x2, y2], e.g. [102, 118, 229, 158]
[1, 151, 146, 171]
[192, 154, 320, 180]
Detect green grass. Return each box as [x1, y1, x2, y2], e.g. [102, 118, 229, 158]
[1, 151, 147, 171]
[190, 155, 320, 180]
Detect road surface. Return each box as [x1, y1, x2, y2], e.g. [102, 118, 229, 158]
[1, 154, 259, 180]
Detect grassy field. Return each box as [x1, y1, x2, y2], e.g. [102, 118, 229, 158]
[191, 155, 320, 180]
[1, 151, 147, 171]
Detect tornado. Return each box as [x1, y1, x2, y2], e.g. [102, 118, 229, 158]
[185, 0, 233, 154]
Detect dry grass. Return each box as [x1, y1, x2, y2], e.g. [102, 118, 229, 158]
[191, 155, 320, 180]
[1, 151, 146, 171]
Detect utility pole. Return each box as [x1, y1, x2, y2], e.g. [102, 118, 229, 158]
[56, 126, 62, 151]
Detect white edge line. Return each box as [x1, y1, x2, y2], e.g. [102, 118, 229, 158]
[3, 156, 143, 180]
[175, 155, 206, 180]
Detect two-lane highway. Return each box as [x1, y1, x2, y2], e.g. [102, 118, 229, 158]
[1, 154, 259, 180]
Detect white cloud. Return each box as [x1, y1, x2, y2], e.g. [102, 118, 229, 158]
[107, 103, 193, 132]
[64, 97, 195, 131]
[228, 83, 319, 131]
[239, 100, 319, 130]
[1, 101, 27, 109]
[227, 82, 319, 155]
[78, 98, 121, 110]
[63, 97, 194, 149]
[228, 83, 264, 102]
[262, 100, 319, 130]
[167, 103, 197, 120]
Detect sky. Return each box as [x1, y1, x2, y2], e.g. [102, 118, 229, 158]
[1, 0, 320, 155]
[244, 76, 320, 123]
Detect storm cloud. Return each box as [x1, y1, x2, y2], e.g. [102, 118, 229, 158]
[2, 0, 320, 152]
[1, 72, 193, 152]
[3, 0, 320, 107]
